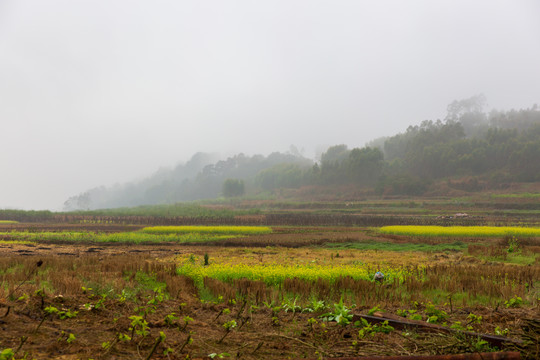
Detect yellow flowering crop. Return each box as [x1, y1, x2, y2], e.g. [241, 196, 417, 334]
[177, 262, 416, 287]
[141, 226, 272, 235]
[0, 240, 34, 245]
[378, 225, 540, 237]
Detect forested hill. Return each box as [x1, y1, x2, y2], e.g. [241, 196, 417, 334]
[65, 101, 540, 210]
[63, 151, 313, 210]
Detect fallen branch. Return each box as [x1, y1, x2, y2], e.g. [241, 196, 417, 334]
[353, 312, 523, 349]
[263, 333, 329, 356]
[325, 352, 521, 360]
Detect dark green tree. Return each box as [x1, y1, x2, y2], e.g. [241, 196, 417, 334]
[345, 147, 384, 185]
[222, 178, 245, 197]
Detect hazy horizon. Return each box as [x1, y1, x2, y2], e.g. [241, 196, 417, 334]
[1, 1, 539, 210]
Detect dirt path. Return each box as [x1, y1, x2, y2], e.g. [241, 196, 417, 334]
[0, 241, 187, 258]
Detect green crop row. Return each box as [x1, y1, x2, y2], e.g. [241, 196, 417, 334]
[325, 240, 467, 252]
[0, 231, 233, 244]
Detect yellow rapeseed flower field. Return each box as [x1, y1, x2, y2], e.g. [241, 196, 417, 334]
[177, 262, 418, 287]
[0, 240, 34, 245]
[141, 225, 272, 235]
[378, 225, 540, 237]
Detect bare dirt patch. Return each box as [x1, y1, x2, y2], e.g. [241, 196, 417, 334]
[0, 241, 187, 258]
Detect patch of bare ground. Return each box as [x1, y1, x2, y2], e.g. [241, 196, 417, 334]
[189, 230, 373, 248]
[0, 241, 189, 258]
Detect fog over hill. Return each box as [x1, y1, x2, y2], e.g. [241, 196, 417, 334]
[1, 1, 539, 210]
[65, 101, 540, 210]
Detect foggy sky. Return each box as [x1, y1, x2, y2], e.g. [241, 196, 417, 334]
[1, 0, 539, 210]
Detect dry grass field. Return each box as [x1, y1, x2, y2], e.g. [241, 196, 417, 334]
[0, 217, 539, 359]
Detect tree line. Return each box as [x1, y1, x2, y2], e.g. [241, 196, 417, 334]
[64, 98, 540, 210]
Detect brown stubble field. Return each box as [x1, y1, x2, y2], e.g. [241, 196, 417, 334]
[0, 219, 539, 359]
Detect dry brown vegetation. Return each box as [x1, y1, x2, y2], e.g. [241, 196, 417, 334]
[1, 252, 538, 360]
[0, 217, 539, 359]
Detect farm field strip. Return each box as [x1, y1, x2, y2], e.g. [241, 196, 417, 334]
[170, 246, 539, 323]
[325, 240, 467, 252]
[379, 225, 540, 237]
[1, 219, 539, 359]
[492, 192, 540, 198]
[2, 253, 536, 359]
[0, 231, 235, 244]
[141, 225, 272, 235]
[174, 247, 430, 268]
[177, 262, 416, 287]
[0, 226, 272, 244]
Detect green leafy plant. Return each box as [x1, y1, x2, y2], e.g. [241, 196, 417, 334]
[397, 309, 422, 320]
[117, 289, 128, 303]
[303, 299, 326, 313]
[425, 302, 448, 323]
[307, 317, 318, 331]
[208, 353, 231, 359]
[118, 333, 131, 342]
[147, 288, 165, 306]
[181, 316, 193, 331]
[320, 298, 353, 326]
[34, 305, 59, 333]
[0, 349, 14, 360]
[262, 300, 275, 310]
[355, 318, 394, 338]
[16, 293, 29, 302]
[506, 237, 520, 253]
[42, 305, 78, 320]
[367, 305, 382, 316]
[504, 295, 523, 308]
[282, 297, 302, 315]
[450, 321, 472, 331]
[472, 338, 492, 352]
[60, 309, 78, 320]
[467, 313, 482, 325]
[95, 295, 107, 310]
[218, 320, 237, 343]
[128, 315, 149, 339]
[66, 333, 76, 344]
[164, 313, 179, 327]
[44, 305, 59, 315]
[81, 286, 94, 296]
